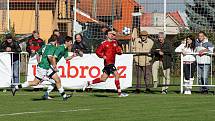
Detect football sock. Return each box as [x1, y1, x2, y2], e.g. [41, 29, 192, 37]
[91, 78, 102, 84]
[58, 86, 66, 98]
[45, 84, 55, 96]
[115, 80, 121, 95]
[20, 82, 29, 88]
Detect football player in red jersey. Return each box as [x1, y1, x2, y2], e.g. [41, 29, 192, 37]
[83, 29, 129, 97]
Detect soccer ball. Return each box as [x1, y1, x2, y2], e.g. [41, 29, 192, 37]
[122, 27, 131, 35]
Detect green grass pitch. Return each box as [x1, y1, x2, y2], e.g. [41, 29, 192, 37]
[0, 89, 215, 121]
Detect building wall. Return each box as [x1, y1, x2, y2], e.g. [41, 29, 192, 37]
[166, 16, 178, 27]
[141, 13, 182, 35]
[141, 27, 180, 35]
[10, 10, 53, 41]
[0, 10, 8, 33]
[113, 0, 135, 33]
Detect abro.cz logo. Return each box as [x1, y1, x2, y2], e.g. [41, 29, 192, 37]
[32, 61, 127, 78]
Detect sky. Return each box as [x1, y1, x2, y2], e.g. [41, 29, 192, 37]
[137, 0, 186, 12]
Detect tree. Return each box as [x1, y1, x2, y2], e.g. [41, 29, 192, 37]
[185, 0, 215, 32]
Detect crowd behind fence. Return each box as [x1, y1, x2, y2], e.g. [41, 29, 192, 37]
[0, 30, 215, 95]
[2, 50, 215, 95]
[1, 52, 215, 93]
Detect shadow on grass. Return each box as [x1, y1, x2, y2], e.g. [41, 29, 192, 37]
[31, 98, 48, 101]
[90, 94, 119, 98]
[31, 95, 60, 101]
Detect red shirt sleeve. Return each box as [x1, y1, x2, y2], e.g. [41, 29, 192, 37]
[96, 43, 104, 58]
[114, 41, 122, 55]
[116, 46, 122, 55]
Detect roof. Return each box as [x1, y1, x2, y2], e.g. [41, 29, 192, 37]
[76, 8, 101, 23]
[77, 0, 140, 17]
[168, 11, 186, 26]
[141, 11, 186, 27]
[77, 0, 122, 17]
[75, 0, 140, 41]
[128, 0, 141, 6]
[77, 0, 140, 41]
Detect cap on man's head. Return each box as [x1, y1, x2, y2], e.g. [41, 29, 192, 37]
[5, 34, 12, 39]
[139, 31, 148, 36]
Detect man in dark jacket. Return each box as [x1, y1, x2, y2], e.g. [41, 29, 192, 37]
[151, 32, 172, 94]
[72, 34, 89, 56]
[0, 34, 21, 83]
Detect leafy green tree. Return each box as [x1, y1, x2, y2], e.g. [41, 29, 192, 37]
[185, 0, 215, 32]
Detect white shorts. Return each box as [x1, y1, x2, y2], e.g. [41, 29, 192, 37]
[35, 66, 56, 82]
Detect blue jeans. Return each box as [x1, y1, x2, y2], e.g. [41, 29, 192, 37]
[198, 64, 210, 91]
[12, 60, 20, 83]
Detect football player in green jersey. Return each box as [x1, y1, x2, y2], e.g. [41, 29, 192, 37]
[12, 35, 73, 101]
[42, 36, 77, 100]
[42, 36, 77, 99]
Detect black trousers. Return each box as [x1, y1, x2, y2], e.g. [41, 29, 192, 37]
[183, 63, 195, 80]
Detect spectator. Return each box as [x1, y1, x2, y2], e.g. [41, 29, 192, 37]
[72, 33, 89, 55]
[53, 29, 64, 45]
[26, 31, 44, 57]
[151, 32, 173, 94]
[0, 34, 21, 83]
[195, 31, 214, 94]
[175, 35, 196, 94]
[132, 30, 154, 93]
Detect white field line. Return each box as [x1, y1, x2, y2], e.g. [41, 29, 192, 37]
[208, 110, 215, 112]
[0, 109, 90, 117]
[0, 111, 44, 117]
[0, 108, 111, 117]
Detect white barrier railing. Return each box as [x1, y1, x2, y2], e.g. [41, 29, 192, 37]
[3, 52, 28, 86]
[180, 53, 214, 94]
